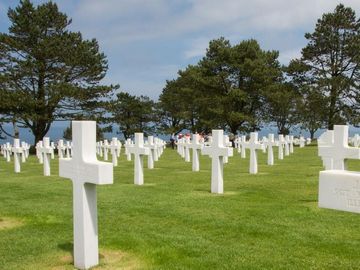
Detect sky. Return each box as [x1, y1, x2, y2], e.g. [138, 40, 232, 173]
[1, 0, 360, 101]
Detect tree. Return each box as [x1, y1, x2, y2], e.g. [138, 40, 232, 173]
[296, 86, 326, 139]
[158, 38, 282, 135]
[0, 0, 117, 144]
[109, 92, 155, 139]
[288, 4, 360, 129]
[265, 82, 299, 135]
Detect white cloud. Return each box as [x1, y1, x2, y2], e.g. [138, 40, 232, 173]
[278, 48, 303, 65]
[184, 37, 209, 59]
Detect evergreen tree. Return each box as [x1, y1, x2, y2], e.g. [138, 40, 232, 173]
[109, 92, 155, 139]
[0, 0, 118, 144]
[288, 4, 360, 129]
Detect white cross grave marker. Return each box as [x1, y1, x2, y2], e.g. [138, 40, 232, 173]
[39, 137, 53, 176]
[264, 134, 277, 166]
[128, 133, 150, 185]
[184, 137, 191, 162]
[59, 121, 113, 270]
[201, 130, 233, 194]
[318, 125, 360, 170]
[58, 140, 65, 158]
[189, 134, 203, 171]
[21, 141, 27, 163]
[12, 139, 23, 173]
[242, 132, 264, 174]
[318, 125, 360, 213]
[51, 142, 55, 159]
[124, 138, 133, 161]
[289, 135, 294, 153]
[103, 140, 109, 161]
[109, 137, 119, 166]
[299, 136, 305, 148]
[278, 135, 285, 160]
[66, 141, 71, 158]
[240, 135, 247, 158]
[284, 135, 290, 156]
[146, 136, 156, 169]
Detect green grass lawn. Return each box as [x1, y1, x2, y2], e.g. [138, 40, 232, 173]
[0, 145, 360, 269]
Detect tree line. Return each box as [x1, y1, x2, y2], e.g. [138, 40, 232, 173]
[1, 1, 359, 144]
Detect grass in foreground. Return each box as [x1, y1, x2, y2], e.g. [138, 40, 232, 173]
[0, 145, 360, 269]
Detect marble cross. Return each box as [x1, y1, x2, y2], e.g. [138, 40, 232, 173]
[146, 136, 156, 169]
[57, 139, 65, 158]
[128, 133, 150, 185]
[242, 132, 264, 174]
[188, 134, 203, 171]
[318, 125, 360, 170]
[50, 142, 55, 159]
[264, 134, 277, 166]
[59, 121, 113, 270]
[289, 135, 294, 153]
[240, 135, 247, 158]
[262, 136, 268, 153]
[278, 135, 285, 160]
[223, 135, 232, 164]
[202, 130, 233, 194]
[299, 136, 305, 148]
[98, 141, 103, 157]
[184, 137, 191, 162]
[66, 141, 71, 158]
[103, 140, 109, 161]
[21, 141, 27, 162]
[116, 139, 122, 157]
[124, 138, 133, 161]
[12, 139, 23, 173]
[39, 137, 53, 176]
[108, 137, 119, 166]
[284, 135, 290, 156]
[36, 141, 44, 164]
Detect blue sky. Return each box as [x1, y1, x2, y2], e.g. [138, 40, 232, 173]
[1, 0, 360, 100]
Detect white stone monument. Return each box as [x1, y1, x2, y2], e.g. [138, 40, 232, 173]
[201, 130, 233, 194]
[109, 137, 119, 166]
[21, 141, 27, 163]
[66, 141, 71, 158]
[57, 139, 65, 158]
[188, 133, 203, 171]
[242, 132, 264, 174]
[264, 134, 277, 166]
[239, 135, 247, 158]
[103, 140, 109, 161]
[299, 136, 305, 148]
[128, 133, 150, 185]
[146, 136, 156, 169]
[12, 139, 23, 173]
[39, 137, 53, 176]
[318, 125, 360, 213]
[184, 137, 191, 162]
[284, 135, 290, 156]
[278, 135, 285, 160]
[59, 121, 113, 270]
[289, 135, 294, 153]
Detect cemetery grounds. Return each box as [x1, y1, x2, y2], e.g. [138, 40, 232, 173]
[0, 144, 360, 269]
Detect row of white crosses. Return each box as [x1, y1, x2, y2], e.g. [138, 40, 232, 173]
[1, 140, 30, 172]
[96, 138, 122, 166]
[126, 134, 166, 185]
[318, 125, 360, 214]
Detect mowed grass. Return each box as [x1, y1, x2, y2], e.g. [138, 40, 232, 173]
[0, 145, 360, 270]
